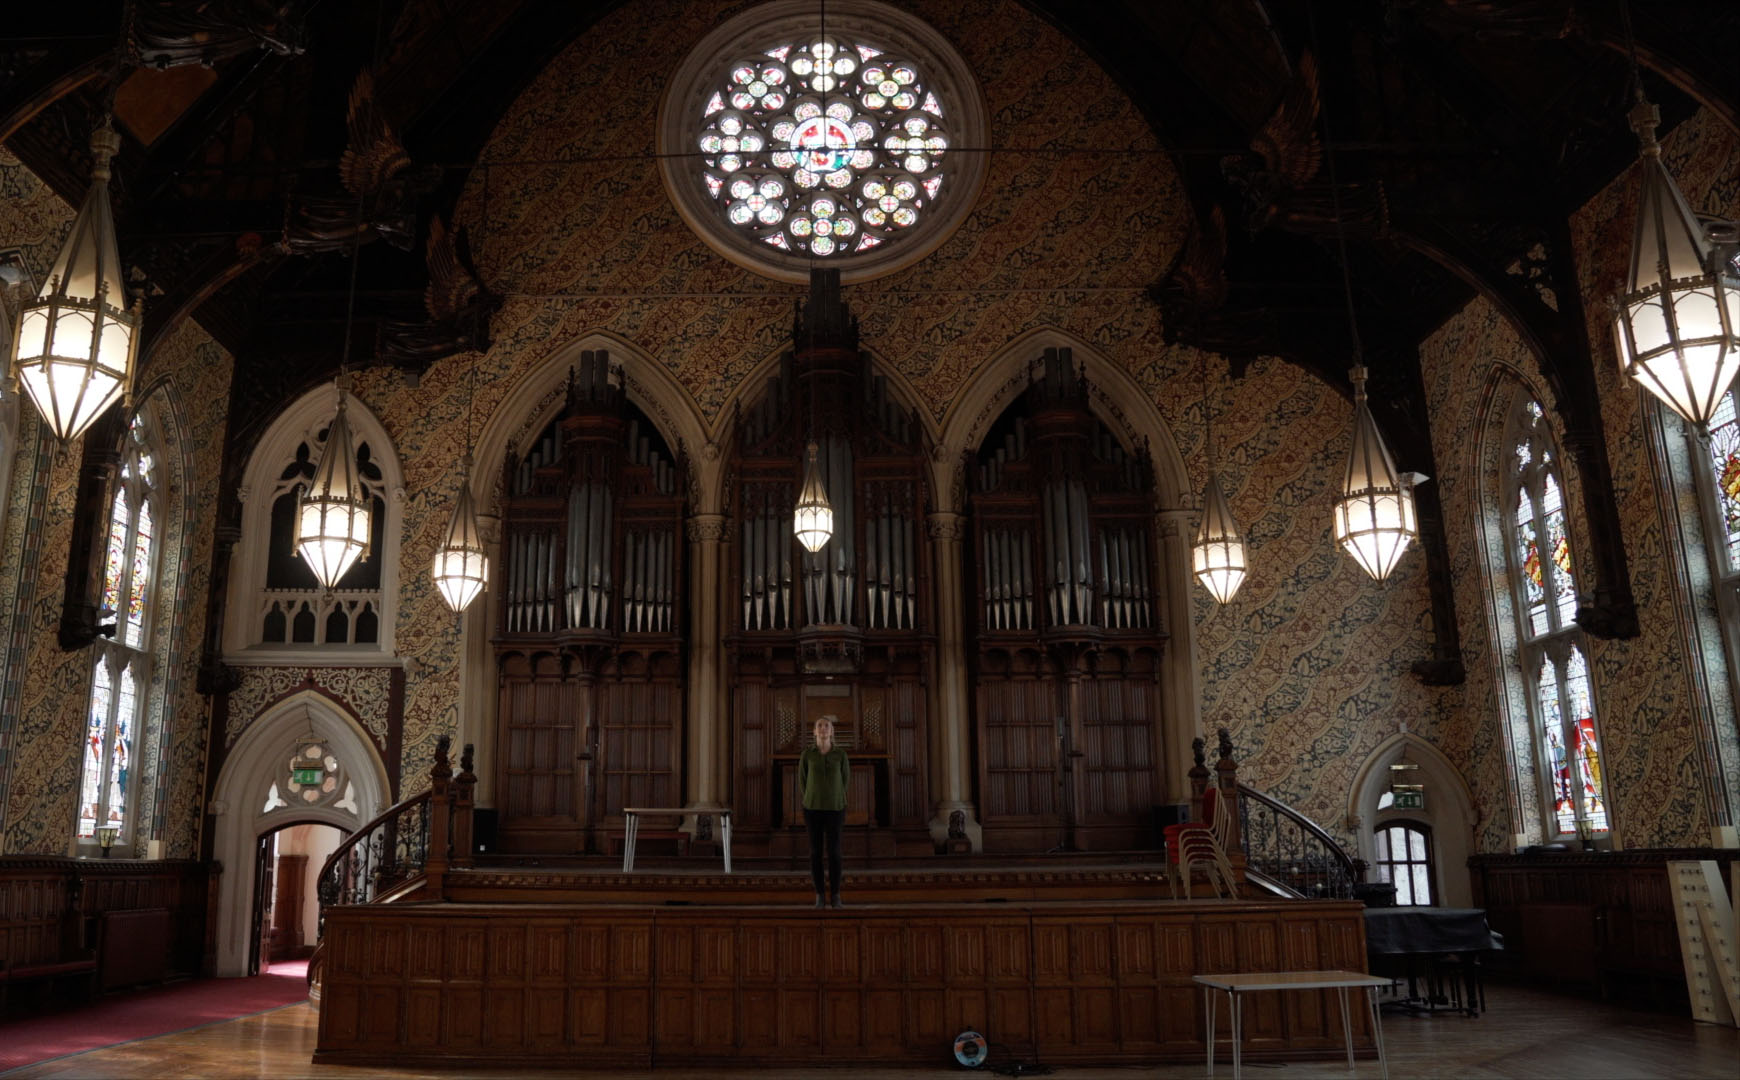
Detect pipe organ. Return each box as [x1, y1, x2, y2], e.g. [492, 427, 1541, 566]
[728, 271, 932, 854]
[493, 351, 687, 853]
[969, 348, 1166, 851]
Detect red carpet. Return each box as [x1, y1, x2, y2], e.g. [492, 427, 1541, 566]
[0, 959, 309, 1073]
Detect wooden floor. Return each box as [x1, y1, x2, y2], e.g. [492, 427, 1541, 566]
[7, 983, 1736, 1078]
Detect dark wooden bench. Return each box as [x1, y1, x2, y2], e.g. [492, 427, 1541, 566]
[0, 956, 98, 1015]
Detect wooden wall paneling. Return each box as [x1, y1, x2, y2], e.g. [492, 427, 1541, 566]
[887, 678, 921, 826]
[733, 683, 771, 831]
[975, 671, 1059, 830]
[599, 675, 681, 822]
[1115, 917, 1161, 1051]
[1155, 919, 1200, 1048]
[316, 903, 1374, 1067]
[495, 652, 581, 851]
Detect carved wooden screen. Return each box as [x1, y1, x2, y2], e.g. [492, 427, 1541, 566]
[727, 271, 932, 855]
[968, 348, 1165, 851]
[494, 351, 687, 853]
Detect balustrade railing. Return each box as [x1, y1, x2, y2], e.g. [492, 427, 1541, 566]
[1236, 783, 1360, 899]
[316, 738, 477, 918]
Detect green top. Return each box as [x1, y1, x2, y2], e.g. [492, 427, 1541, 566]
[798, 745, 850, 811]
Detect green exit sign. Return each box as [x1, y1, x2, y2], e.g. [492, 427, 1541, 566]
[1393, 790, 1424, 810]
[291, 766, 325, 785]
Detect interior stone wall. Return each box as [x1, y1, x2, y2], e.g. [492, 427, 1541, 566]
[333, 0, 1457, 839]
[0, 148, 234, 856]
[1421, 105, 1740, 851]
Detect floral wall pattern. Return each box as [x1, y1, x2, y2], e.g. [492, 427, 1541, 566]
[0, 148, 234, 856]
[331, 0, 1456, 840]
[1420, 105, 1740, 852]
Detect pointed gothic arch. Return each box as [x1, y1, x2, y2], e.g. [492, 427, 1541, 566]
[209, 690, 389, 976]
[225, 386, 405, 658]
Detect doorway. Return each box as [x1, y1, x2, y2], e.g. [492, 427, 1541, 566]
[249, 822, 345, 976]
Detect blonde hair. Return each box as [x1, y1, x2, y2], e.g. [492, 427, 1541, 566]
[813, 715, 837, 731]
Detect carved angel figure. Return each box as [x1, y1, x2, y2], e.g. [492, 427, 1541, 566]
[283, 70, 440, 255]
[375, 215, 501, 368]
[1221, 51, 1322, 234]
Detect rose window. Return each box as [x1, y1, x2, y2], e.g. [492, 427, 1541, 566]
[696, 38, 950, 259]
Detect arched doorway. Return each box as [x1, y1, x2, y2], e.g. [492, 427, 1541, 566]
[211, 693, 390, 977]
[1349, 733, 1478, 907]
[249, 821, 345, 976]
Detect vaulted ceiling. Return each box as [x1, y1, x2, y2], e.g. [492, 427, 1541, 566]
[3, 0, 1738, 659]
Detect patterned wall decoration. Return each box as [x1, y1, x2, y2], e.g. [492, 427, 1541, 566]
[0, 149, 235, 856]
[1418, 106, 1740, 852]
[222, 666, 396, 751]
[325, 0, 1458, 832]
[1567, 105, 1740, 848]
[1419, 303, 1590, 852]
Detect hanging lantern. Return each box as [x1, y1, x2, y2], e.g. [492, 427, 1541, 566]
[1192, 476, 1247, 604]
[1333, 365, 1417, 581]
[793, 440, 833, 553]
[432, 465, 489, 612]
[1613, 99, 1740, 431]
[295, 388, 373, 588]
[9, 122, 140, 442]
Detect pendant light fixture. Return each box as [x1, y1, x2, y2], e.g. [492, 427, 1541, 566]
[1191, 352, 1247, 603]
[296, 86, 374, 589]
[1312, 32, 1417, 582]
[432, 290, 489, 611]
[296, 379, 373, 587]
[1612, 3, 1740, 431]
[9, 119, 141, 443]
[1334, 364, 1417, 581]
[794, 439, 833, 553]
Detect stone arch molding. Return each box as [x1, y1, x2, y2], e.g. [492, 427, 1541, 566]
[224, 385, 406, 658]
[935, 327, 1191, 513]
[1348, 732, 1478, 908]
[472, 330, 714, 517]
[210, 690, 390, 976]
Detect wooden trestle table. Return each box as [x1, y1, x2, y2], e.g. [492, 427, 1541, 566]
[620, 806, 732, 873]
[1193, 969, 1391, 1079]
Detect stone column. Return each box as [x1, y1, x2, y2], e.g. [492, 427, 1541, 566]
[463, 513, 503, 811]
[1157, 508, 1201, 807]
[926, 511, 980, 851]
[686, 514, 727, 817]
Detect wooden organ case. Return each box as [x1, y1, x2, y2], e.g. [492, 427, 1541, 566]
[728, 272, 932, 856]
[969, 348, 1166, 851]
[493, 351, 687, 853]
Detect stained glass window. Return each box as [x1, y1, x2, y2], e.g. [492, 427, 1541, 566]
[1707, 390, 1740, 571]
[1372, 823, 1435, 906]
[695, 37, 949, 259]
[1503, 395, 1609, 839]
[77, 413, 161, 847]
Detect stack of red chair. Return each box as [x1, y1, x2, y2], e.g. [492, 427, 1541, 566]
[1162, 785, 1238, 899]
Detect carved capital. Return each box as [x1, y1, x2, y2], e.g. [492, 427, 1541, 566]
[926, 511, 966, 542]
[687, 513, 728, 543]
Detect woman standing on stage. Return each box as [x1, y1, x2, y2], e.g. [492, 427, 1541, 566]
[799, 715, 850, 908]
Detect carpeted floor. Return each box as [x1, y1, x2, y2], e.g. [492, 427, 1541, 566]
[0, 959, 310, 1074]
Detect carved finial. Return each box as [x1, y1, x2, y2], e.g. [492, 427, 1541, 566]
[1216, 727, 1234, 762]
[1192, 736, 1206, 768]
[459, 742, 475, 778]
[433, 734, 453, 779]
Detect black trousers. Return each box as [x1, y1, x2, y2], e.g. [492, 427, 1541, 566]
[803, 808, 844, 897]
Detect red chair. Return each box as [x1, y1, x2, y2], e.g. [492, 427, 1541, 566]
[1164, 785, 1238, 899]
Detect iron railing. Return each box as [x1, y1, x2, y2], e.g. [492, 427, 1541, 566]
[1236, 782, 1359, 899]
[315, 789, 433, 911]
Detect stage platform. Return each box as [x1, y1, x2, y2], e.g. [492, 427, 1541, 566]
[314, 856, 1374, 1069]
